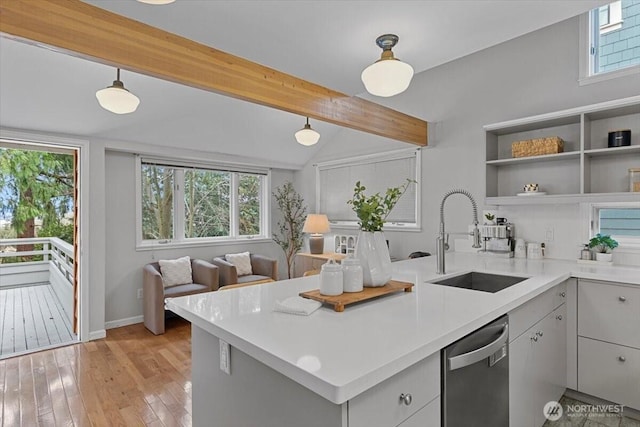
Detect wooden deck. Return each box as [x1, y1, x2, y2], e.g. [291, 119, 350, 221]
[0, 283, 76, 359]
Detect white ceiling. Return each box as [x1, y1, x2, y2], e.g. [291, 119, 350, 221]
[0, 1, 605, 169]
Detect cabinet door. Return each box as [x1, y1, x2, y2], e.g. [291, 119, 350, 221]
[531, 305, 567, 427]
[509, 326, 536, 427]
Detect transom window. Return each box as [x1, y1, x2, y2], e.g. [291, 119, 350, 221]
[583, 0, 640, 80]
[136, 157, 269, 248]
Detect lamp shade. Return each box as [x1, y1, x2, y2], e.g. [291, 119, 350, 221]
[295, 118, 320, 146]
[361, 59, 414, 97]
[303, 214, 331, 234]
[361, 34, 414, 97]
[96, 84, 140, 114]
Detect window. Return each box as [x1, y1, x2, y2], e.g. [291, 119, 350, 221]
[316, 149, 420, 230]
[581, 0, 640, 82]
[137, 157, 270, 248]
[589, 203, 640, 248]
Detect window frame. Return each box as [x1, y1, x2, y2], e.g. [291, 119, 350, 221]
[581, 202, 640, 251]
[315, 148, 421, 232]
[135, 156, 271, 250]
[579, 3, 640, 86]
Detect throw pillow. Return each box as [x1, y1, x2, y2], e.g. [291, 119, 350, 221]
[225, 252, 253, 276]
[159, 256, 192, 287]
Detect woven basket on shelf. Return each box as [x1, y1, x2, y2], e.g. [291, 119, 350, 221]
[511, 136, 564, 158]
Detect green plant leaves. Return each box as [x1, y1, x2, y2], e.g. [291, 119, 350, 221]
[347, 179, 415, 232]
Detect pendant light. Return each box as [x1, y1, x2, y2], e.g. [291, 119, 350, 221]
[95, 68, 140, 114]
[295, 117, 320, 146]
[361, 34, 414, 97]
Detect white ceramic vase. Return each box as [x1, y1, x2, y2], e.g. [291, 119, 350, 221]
[595, 252, 613, 262]
[355, 231, 392, 287]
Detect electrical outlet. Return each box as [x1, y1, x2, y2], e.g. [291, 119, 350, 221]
[545, 225, 555, 242]
[137, 288, 143, 299]
[220, 339, 231, 375]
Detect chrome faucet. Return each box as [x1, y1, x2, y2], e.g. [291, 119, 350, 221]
[436, 189, 482, 274]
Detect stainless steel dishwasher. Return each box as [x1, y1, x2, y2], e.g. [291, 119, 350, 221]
[442, 315, 509, 427]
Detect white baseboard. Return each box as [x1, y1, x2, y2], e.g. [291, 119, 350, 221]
[89, 329, 106, 341]
[105, 315, 144, 330]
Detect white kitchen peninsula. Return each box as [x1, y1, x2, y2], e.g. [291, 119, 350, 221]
[166, 253, 640, 427]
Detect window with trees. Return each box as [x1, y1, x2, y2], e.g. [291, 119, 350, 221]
[137, 158, 269, 247]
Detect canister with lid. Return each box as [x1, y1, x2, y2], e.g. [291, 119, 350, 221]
[630, 168, 640, 193]
[342, 255, 363, 293]
[319, 258, 343, 296]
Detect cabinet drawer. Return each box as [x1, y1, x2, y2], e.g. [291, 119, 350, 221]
[578, 337, 640, 411]
[509, 280, 568, 342]
[397, 396, 440, 427]
[349, 353, 440, 427]
[578, 279, 640, 348]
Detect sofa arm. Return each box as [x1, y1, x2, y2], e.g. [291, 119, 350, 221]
[143, 264, 166, 335]
[192, 259, 219, 291]
[251, 254, 278, 281]
[212, 257, 238, 286]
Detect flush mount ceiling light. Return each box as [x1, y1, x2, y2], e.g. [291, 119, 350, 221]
[361, 34, 414, 97]
[95, 68, 140, 114]
[136, 0, 175, 4]
[295, 117, 320, 146]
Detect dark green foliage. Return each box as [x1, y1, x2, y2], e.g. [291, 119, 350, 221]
[588, 233, 619, 253]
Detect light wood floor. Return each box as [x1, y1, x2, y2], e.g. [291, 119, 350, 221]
[0, 317, 191, 427]
[0, 284, 76, 359]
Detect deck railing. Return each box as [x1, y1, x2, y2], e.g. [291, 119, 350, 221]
[0, 237, 75, 325]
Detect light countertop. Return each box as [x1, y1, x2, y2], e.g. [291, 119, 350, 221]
[165, 253, 640, 405]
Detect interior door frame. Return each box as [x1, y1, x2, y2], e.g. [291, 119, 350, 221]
[0, 128, 91, 342]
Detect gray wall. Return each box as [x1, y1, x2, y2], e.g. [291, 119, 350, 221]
[104, 150, 294, 326]
[295, 16, 640, 262]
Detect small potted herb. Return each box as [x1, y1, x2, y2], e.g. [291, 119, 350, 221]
[484, 212, 496, 225]
[588, 233, 618, 262]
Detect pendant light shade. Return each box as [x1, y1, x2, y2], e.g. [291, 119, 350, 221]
[295, 117, 320, 146]
[96, 68, 140, 114]
[361, 34, 414, 97]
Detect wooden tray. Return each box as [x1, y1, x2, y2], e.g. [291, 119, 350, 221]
[299, 280, 414, 312]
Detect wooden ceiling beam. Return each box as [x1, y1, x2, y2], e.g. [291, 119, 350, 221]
[0, 0, 427, 146]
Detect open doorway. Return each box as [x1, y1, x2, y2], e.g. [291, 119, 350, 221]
[0, 141, 81, 359]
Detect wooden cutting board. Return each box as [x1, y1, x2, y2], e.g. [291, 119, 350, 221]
[299, 280, 414, 312]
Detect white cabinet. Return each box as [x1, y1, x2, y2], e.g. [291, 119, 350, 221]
[578, 337, 640, 410]
[578, 279, 640, 348]
[509, 280, 568, 427]
[577, 279, 640, 410]
[349, 352, 440, 427]
[484, 96, 640, 205]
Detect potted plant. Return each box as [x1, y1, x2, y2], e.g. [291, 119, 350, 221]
[588, 233, 618, 262]
[347, 179, 414, 286]
[484, 213, 496, 225]
[272, 182, 307, 278]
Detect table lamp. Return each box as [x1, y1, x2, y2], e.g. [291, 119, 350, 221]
[303, 214, 331, 254]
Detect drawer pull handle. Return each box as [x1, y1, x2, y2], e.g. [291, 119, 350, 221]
[536, 331, 544, 337]
[399, 393, 413, 406]
[619, 296, 627, 302]
[618, 356, 626, 362]
[556, 315, 563, 320]
[559, 292, 566, 298]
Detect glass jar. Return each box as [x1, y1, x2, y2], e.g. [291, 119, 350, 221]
[319, 259, 343, 296]
[630, 168, 640, 193]
[342, 255, 363, 293]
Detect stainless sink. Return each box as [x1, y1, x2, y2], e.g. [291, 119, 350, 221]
[431, 272, 526, 293]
